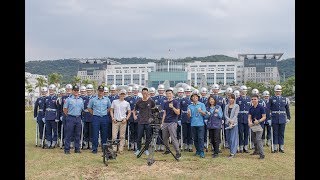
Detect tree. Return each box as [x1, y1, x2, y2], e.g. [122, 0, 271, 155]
[72, 76, 82, 86]
[35, 76, 47, 94]
[281, 76, 295, 96]
[48, 73, 63, 87]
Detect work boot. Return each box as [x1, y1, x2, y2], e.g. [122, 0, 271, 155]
[267, 139, 271, 147]
[184, 144, 188, 151]
[45, 140, 51, 148]
[130, 143, 134, 151]
[70, 142, 74, 149]
[51, 141, 57, 148]
[251, 142, 255, 149]
[279, 145, 285, 153]
[244, 145, 249, 153]
[134, 142, 138, 151]
[188, 144, 193, 152]
[157, 145, 161, 151]
[160, 145, 165, 151]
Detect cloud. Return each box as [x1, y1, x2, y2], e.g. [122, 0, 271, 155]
[25, 0, 294, 61]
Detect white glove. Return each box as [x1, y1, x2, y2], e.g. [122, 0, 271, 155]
[177, 120, 181, 126]
[286, 119, 290, 124]
[204, 119, 208, 125]
[207, 111, 211, 116]
[55, 119, 59, 123]
[60, 117, 63, 121]
[267, 120, 272, 125]
[221, 120, 224, 124]
[42, 118, 45, 123]
[34, 117, 37, 121]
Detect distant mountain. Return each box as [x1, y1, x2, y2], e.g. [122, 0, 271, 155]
[25, 56, 294, 84]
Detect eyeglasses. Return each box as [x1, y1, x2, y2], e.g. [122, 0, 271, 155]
[251, 99, 258, 100]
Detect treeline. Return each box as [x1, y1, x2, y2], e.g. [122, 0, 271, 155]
[25, 56, 295, 83]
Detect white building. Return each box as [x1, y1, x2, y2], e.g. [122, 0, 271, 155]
[185, 61, 243, 86]
[105, 62, 156, 86]
[25, 72, 47, 104]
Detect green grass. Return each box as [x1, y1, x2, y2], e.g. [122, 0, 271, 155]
[25, 106, 295, 180]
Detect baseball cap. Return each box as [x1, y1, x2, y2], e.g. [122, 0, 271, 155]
[72, 85, 79, 91]
[97, 85, 104, 91]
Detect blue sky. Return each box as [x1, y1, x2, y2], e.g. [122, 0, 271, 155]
[25, 0, 294, 61]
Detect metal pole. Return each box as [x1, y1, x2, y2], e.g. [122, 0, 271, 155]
[60, 124, 64, 148]
[36, 122, 39, 147]
[80, 121, 84, 149]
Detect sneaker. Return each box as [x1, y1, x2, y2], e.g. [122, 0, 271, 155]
[228, 154, 235, 158]
[74, 149, 81, 153]
[175, 153, 181, 159]
[243, 149, 249, 153]
[163, 150, 170, 155]
[194, 151, 200, 156]
[92, 150, 97, 154]
[272, 149, 278, 153]
[134, 150, 141, 156]
[64, 150, 70, 154]
[259, 155, 265, 159]
[145, 150, 150, 156]
[279, 149, 285, 153]
[212, 153, 218, 158]
[199, 152, 205, 158]
[250, 151, 259, 155]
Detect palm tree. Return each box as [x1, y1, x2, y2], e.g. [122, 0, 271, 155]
[72, 76, 82, 86]
[35, 76, 47, 94]
[82, 79, 91, 86]
[48, 73, 63, 87]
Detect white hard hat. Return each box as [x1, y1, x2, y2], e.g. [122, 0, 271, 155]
[193, 89, 199, 95]
[252, 88, 259, 95]
[65, 84, 72, 89]
[233, 90, 240, 97]
[59, 88, 66, 94]
[127, 86, 133, 93]
[226, 87, 233, 94]
[80, 85, 86, 91]
[211, 84, 220, 90]
[41, 87, 48, 92]
[48, 84, 56, 90]
[200, 87, 208, 94]
[184, 86, 192, 92]
[104, 87, 109, 93]
[167, 87, 174, 91]
[274, 85, 282, 92]
[262, 90, 270, 96]
[86, 84, 93, 90]
[110, 84, 117, 91]
[177, 87, 184, 93]
[149, 87, 156, 93]
[133, 85, 139, 91]
[240, 85, 248, 91]
[119, 89, 127, 94]
[158, 84, 165, 91]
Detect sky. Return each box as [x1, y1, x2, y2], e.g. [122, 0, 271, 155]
[25, 0, 294, 61]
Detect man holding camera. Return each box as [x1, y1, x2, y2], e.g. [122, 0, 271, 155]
[161, 89, 182, 159]
[133, 88, 155, 156]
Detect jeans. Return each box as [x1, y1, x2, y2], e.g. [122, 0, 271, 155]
[192, 126, 205, 153]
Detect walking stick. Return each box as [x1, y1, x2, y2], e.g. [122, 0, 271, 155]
[60, 124, 64, 148]
[80, 121, 84, 149]
[36, 122, 39, 147]
[42, 123, 46, 148]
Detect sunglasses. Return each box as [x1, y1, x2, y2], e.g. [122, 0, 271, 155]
[251, 99, 258, 100]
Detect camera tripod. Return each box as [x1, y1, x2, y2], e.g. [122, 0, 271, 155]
[137, 124, 179, 166]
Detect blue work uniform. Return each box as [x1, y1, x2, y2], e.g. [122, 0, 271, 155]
[128, 95, 141, 149]
[262, 98, 271, 141]
[175, 96, 184, 141]
[34, 95, 46, 140]
[88, 96, 112, 153]
[154, 95, 167, 147]
[180, 96, 193, 147]
[210, 94, 226, 147]
[82, 95, 94, 147]
[236, 95, 251, 149]
[199, 96, 209, 147]
[44, 94, 59, 147]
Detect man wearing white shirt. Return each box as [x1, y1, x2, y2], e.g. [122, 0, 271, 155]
[110, 89, 131, 154]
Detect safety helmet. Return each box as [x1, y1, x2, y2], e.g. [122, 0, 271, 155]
[110, 84, 117, 91]
[200, 87, 208, 94]
[59, 88, 66, 94]
[86, 84, 93, 90]
[80, 86, 86, 92]
[167, 87, 174, 91]
[262, 90, 270, 96]
[104, 87, 109, 93]
[226, 87, 233, 94]
[193, 89, 200, 95]
[211, 84, 220, 90]
[48, 84, 56, 90]
[274, 85, 282, 92]
[177, 87, 184, 93]
[133, 85, 139, 91]
[127, 86, 133, 93]
[240, 85, 248, 91]
[149, 87, 156, 93]
[41, 87, 48, 92]
[233, 90, 240, 97]
[251, 88, 259, 95]
[65, 84, 72, 89]
[158, 84, 165, 91]
[184, 86, 192, 92]
[119, 89, 127, 94]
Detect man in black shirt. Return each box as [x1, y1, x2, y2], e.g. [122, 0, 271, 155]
[133, 88, 155, 156]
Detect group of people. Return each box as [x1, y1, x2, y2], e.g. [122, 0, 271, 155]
[33, 82, 291, 160]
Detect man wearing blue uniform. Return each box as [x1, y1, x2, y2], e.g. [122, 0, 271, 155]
[236, 85, 251, 153]
[269, 85, 291, 153]
[180, 86, 193, 152]
[210, 84, 225, 152]
[199, 87, 209, 151]
[44, 84, 60, 148]
[34, 87, 48, 146]
[154, 84, 167, 151]
[59, 84, 73, 147]
[262, 90, 272, 146]
[127, 85, 141, 151]
[63, 85, 84, 154]
[175, 87, 185, 147]
[88, 85, 112, 154]
[108, 84, 119, 141]
[81, 84, 94, 149]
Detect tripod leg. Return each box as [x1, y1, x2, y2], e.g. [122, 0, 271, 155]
[249, 128, 252, 149]
[147, 136, 156, 166]
[158, 135, 178, 161]
[137, 137, 151, 158]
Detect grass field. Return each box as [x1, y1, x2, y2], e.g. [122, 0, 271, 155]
[25, 106, 295, 180]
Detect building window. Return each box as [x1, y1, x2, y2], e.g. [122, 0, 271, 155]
[207, 73, 214, 85]
[124, 75, 131, 85]
[107, 75, 114, 85]
[226, 73, 234, 85]
[196, 73, 204, 86]
[133, 74, 139, 84]
[216, 73, 224, 84]
[116, 75, 122, 85]
[141, 74, 145, 86]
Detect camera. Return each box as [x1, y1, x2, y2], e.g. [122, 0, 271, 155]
[149, 105, 162, 125]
